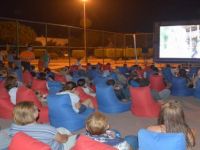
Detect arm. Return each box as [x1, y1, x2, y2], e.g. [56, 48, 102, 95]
[55, 132, 68, 143]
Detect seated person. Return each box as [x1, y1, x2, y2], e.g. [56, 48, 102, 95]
[128, 73, 170, 101]
[9, 101, 77, 150]
[4, 76, 19, 105]
[193, 69, 200, 88]
[85, 112, 134, 150]
[77, 78, 96, 97]
[177, 68, 193, 88]
[106, 79, 129, 102]
[57, 81, 94, 113]
[147, 100, 195, 149]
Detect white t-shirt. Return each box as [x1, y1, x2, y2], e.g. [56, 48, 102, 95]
[8, 87, 18, 105]
[57, 91, 80, 113]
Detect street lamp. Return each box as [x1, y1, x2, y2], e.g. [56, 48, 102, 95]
[81, 0, 88, 63]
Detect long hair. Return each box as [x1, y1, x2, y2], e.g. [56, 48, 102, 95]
[158, 100, 195, 147]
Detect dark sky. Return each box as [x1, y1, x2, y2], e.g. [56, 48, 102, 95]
[1, 0, 200, 33]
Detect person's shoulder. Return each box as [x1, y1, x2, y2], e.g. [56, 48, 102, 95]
[147, 125, 163, 133]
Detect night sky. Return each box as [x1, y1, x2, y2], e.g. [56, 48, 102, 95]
[1, 0, 200, 33]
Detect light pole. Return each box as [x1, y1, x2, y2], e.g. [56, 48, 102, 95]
[81, 0, 88, 63]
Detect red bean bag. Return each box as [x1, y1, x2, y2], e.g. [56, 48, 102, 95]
[22, 70, 33, 86]
[0, 87, 10, 100]
[129, 86, 160, 117]
[0, 98, 14, 119]
[16, 86, 49, 123]
[75, 87, 98, 108]
[72, 135, 116, 150]
[150, 75, 166, 92]
[8, 132, 51, 150]
[54, 74, 66, 83]
[31, 78, 48, 95]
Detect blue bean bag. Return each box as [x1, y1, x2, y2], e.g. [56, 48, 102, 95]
[171, 77, 193, 96]
[138, 129, 186, 150]
[93, 76, 107, 86]
[193, 79, 200, 99]
[47, 94, 94, 132]
[162, 67, 173, 83]
[96, 85, 131, 113]
[47, 80, 63, 94]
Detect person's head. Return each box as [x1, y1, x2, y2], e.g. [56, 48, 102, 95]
[13, 101, 39, 125]
[5, 76, 18, 90]
[86, 112, 109, 135]
[77, 78, 86, 87]
[63, 81, 77, 91]
[37, 72, 46, 80]
[158, 100, 195, 147]
[178, 68, 187, 78]
[106, 79, 115, 86]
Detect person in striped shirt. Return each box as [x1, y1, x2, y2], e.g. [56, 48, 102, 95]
[9, 101, 77, 150]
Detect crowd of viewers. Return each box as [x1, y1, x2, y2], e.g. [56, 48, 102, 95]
[0, 54, 198, 149]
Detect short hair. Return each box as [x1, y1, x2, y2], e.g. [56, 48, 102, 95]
[13, 101, 38, 125]
[5, 76, 18, 90]
[86, 112, 109, 135]
[63, 81, 77, 91]
[77, 78, 86, 86]
[106, 79, 115, 86]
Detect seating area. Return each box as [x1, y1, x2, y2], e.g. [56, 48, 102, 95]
[0, 62, 200, 150]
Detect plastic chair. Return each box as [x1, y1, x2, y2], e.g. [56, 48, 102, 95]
[31, 78, 48, 95]
[8, 132, 51, 150]
[72, 135, 116, 150]
[171, 77, 193, 96]
[129, 86, 160, 117]
[96, 85, 131, 113]
[138, 129, 186, 150]
[47, 94, 94, 132]
[150, 75, 166, 92]
[16, 86, 49, 123]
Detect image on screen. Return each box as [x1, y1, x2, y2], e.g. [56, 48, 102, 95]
[159, 25, 200, 59]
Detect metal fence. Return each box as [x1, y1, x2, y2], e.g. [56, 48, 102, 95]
[0, 17, 153, 67]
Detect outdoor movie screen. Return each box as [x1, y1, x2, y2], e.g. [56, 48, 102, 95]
[154, 21, 200, 62]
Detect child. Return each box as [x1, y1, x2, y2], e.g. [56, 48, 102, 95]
[85, 112, 132, 150]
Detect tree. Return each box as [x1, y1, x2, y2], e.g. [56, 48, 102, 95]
[0, 21, 37, 45]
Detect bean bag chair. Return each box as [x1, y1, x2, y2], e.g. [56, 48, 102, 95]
[31, 79, 48, 95]
[0, 87, 10, 100]
[93, 76, 107, 86]
[16, 86, 49, 123]
[72, 135, 116, 150]
[96, 85, 131, 113]
[75, 86, 98, 108]
[0, 98, 14, 119]
[54, 74, 66, 83]
[138, 129, 186, 150]
[193, 79, 200, 99]
[150, 75, 166, 92]
[162, 67, 173, 82]
[47, 94, 94, 132]
[8, 132, 51, 150]
[47, 80, 63, 94]
[129, 86, 160, 117]
[22, 70, 33, 86]
[171, 77, 193, 96]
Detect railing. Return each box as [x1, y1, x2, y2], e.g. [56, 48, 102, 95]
[0, 17, 153, 68]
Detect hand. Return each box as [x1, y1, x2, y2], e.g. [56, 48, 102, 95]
[55, 133, 68, 143]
